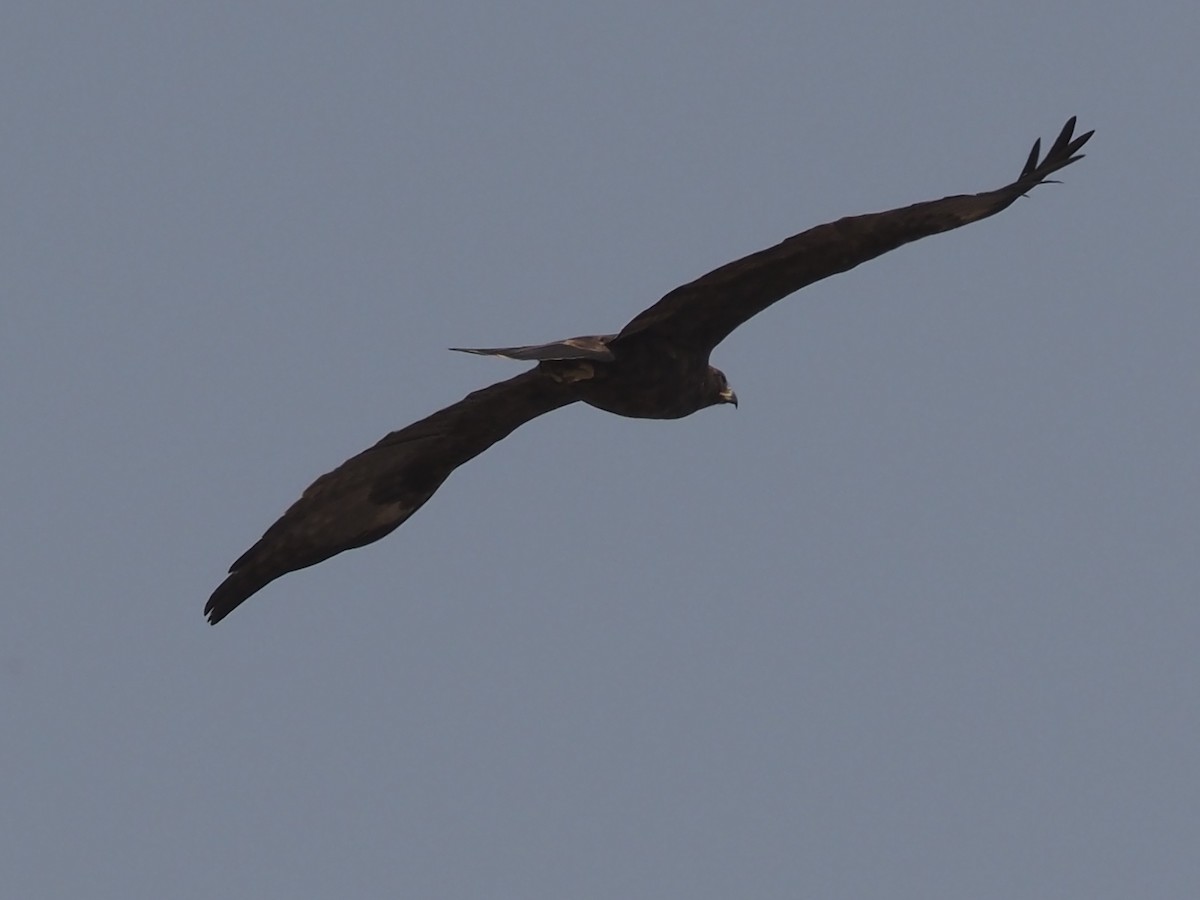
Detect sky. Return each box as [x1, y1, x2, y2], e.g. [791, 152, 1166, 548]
[3, 2, 1198, 898]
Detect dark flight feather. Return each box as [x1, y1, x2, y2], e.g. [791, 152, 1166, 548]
[205, 370, 576, 624]
[207, 118, 1091, 623]
[615, 117, 1092, 351]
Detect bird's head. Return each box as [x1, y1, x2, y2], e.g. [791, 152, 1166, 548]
[707, 366, 738, 409]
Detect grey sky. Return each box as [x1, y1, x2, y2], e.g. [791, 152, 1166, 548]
[4, 2, 1197, 898]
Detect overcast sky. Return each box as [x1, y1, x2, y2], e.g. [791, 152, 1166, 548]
[4, 2, 1198, 898]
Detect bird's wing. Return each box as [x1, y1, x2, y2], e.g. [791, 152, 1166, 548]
[615, 118, 1093, 353]
[205, 368, 577, 624]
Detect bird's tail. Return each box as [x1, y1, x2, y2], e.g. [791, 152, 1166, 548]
[450, 334, 615, 361]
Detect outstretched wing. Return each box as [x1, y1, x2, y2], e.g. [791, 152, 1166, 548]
[616, 117, 1093, 353]
[205, 369, 577, 624]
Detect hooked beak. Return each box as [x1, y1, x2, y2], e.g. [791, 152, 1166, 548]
[719, 386, 738, 408]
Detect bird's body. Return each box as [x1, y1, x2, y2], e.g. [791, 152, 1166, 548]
[206, 117, 1092, 624]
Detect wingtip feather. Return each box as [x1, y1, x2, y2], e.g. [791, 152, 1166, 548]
[1021, 138, 1042, 178]
[1016, 117, 1093, 186]
[204, 568, 273, 625]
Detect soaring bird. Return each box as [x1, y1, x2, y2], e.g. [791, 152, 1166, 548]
[206, 117, 1092, 624]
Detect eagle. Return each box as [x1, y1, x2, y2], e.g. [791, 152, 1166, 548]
[206, 117, 1092, 624]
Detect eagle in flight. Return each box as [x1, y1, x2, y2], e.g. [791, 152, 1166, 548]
[206, 117, 1092, 624]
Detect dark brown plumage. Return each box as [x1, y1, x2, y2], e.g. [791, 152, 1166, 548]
[206, 117, 1092, 624]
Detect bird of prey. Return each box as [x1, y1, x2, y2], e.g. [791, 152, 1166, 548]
[206, 117, 1092, 624]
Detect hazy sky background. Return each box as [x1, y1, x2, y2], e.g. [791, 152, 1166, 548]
[4, 3, 1197, 898]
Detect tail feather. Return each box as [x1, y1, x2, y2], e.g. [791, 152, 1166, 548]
[450, 334, 615, 362]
